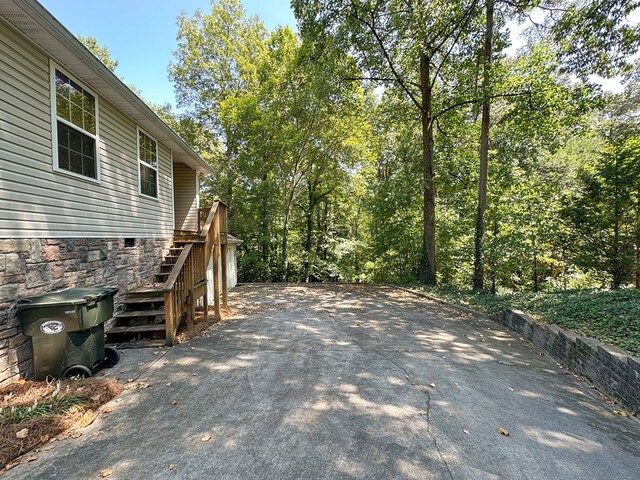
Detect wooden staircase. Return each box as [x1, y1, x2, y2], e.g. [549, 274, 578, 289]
[105, 203, 228, 346]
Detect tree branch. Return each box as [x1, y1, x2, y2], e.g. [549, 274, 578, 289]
[348, 1, 422, 110]
[434, 91, 533, 118]
[344, 76, 422, 89]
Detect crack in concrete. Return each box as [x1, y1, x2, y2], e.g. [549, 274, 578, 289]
[371, 348, 455, 480]
[326, 312, 455, 480]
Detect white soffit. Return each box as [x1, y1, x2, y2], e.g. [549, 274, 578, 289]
[0, 0, 213, 175]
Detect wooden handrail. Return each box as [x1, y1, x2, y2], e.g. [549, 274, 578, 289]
[200, 202, 219, 240]
[164, 243, 193, 291]
[163, 201, 228, 346]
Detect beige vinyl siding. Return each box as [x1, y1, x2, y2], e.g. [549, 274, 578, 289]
[0, 18, 176, 238]
[173, 163, 198, 231]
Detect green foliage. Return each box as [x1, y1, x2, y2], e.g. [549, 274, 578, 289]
[551, 0, 640, 79]
[0, 394, 85, 424]
[416, 285, 640, 356]
[163, 0, 640, 360]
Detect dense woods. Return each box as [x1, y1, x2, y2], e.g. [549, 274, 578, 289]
[93, 0, 640, 292]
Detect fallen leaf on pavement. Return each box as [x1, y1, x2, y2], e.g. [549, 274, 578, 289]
[15, 428, 29, 439]
[200, 434, 212, 442]
[5, 455, 38, 470]
[497, 427, 510, 436]
[137, 382, 151, 389]
[102, 407, 113, 414]
[171, 400, 178, 405]
[508, 387, 515, 392]
[169, 464, 177, 470]
[613, 410, 629, 417]
[100, 469, 112, 477]
[70, 431, 82, 439]
[80, 410, 96, 428]
[463, 429, 470, 434]
[417, 410, 427, 416]
[429, 383, 436, 388]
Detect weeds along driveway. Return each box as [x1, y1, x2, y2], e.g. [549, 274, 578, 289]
[8, 284, 640, 479]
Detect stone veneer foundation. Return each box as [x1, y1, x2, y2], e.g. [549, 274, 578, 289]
[0, 238, 171, 385]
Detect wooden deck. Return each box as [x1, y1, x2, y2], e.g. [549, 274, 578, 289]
[106, 202, 229, 345]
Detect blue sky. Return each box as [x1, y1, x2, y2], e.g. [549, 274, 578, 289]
[40, 1, 627, 108]
[39, 0, 296, 107]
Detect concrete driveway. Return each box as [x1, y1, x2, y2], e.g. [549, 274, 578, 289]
[7, 284, 640, 479]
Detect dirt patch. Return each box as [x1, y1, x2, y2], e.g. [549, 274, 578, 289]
[0, 378, 123, 471]
[175, 306, 238, 343]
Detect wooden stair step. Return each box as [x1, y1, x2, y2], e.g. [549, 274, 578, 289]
[115, 309, 165, 318]
[123, 296, 165, 304]
[108, 324, 166, 334]
[129, 286, 164, 294]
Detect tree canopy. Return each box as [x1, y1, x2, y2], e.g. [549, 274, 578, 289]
[109, 0, 640, 291]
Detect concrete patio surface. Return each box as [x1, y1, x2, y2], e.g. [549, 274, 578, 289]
[6, 284, 640, 479]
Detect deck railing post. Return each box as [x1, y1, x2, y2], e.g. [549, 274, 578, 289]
[164, 290, 175, 346]
[212, 211, 221, 319]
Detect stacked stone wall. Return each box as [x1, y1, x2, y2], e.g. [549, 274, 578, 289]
[0, 238, 171, 384]
[501, 309, 640, 413]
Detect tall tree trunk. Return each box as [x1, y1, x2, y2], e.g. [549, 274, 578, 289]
[281, 205, 291, 282]
[281, 184, 297, 282]
[533, 251, 539, 292]
[304, 180, 317, 282]
[473, 0, 494, 291]
[354, 204, 361, 281]
[562, 243, 568, 291]
[224, 131, 236, 207]
[490, 215, 498, 294]
[260, 172, 269, 281]
[612, 154, 622, 288]
[420, 52, 437, 285]
[635, 184, 640, 288]
[321, 199, 329, 261]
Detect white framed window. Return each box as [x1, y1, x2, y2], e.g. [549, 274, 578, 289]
[50, 61, 100, 182]
[137, 127, 159, 199]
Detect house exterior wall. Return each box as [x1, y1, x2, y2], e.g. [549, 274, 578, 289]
[0, 237, 172, 385]
[173, 163, 198, 231]
[0, 17, 175, 239]
[0, 18, 186, 384]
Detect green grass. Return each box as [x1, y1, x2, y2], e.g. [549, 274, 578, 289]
[0, 394, 85, 424]
[413, 285, 640, 357]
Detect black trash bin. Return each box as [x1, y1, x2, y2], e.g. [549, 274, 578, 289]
[17, 287, 120, 380]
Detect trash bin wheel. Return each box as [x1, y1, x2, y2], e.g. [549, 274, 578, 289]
[62, 364, 93, 379]
[103, 346, 120, 368]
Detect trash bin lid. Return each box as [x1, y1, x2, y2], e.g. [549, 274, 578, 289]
[16, 287, 119, 310]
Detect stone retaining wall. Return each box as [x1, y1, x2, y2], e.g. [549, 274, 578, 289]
[0, 238, 171, 385]
[501, 308, 640, 413]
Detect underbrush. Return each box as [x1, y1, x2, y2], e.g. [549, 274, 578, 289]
[414, 285, 640, 356]
[0, 378, 122, 470]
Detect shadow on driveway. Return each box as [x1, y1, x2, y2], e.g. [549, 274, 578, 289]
[7, 284, 640, 479]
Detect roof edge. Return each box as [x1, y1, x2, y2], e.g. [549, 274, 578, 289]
[21, 0, 214, 175]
